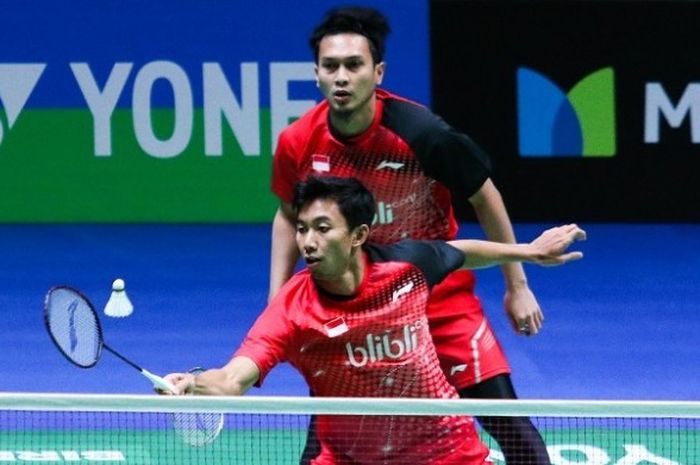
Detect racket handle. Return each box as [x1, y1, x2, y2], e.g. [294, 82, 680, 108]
[141, 369, 176, 392]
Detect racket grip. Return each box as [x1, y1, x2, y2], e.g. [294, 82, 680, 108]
[141, 369, 176, 392]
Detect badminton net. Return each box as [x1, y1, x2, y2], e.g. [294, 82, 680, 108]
[0, 393, 697, 464]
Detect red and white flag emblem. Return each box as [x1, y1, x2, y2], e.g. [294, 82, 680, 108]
[312, 154, 331, 172]
[323, 317, 348, 338]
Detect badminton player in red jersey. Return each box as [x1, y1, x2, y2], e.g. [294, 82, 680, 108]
[165, 176, 586, 465]
[270, 6, 553, 465]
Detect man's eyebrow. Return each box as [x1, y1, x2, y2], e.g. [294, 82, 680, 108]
[320, 55, 364, 61]
[297, 215, 332, 224]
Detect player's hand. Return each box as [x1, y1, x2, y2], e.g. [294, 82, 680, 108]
[528, 224, 586, 266]
[157, 373, 196, 395]
[504, 285, 543, 336]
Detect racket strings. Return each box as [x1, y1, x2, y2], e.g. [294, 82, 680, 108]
[172, 367, 225, 447]
[46, 288, 101, 367]
[172, 410, 225, 447]
[44, 286, 222, 447]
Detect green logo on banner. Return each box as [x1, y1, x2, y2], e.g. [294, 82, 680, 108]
[517, 67, 616, 157]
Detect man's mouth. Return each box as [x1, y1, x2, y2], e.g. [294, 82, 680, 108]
[305, 256, 321, 266]
[333, 90, 351, 102]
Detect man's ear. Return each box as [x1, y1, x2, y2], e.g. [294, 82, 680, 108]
[351, 224, 370, 247]
[375, 61, 385, 86]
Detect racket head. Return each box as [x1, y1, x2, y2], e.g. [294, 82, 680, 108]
[44, 285, 104, 368]
[172, 367, 224, 447]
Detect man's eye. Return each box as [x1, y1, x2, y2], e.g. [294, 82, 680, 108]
[318, 226, 331, 233]
[322, 63, 338, 71]
[296, 225, 307, 233]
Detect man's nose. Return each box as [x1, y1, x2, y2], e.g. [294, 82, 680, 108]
[335, 66, 349, 85]
[303, 233, 317, 252]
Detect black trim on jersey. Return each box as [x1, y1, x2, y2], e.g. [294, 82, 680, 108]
[364, 240, 464, 288]
[382, 98, 492, 199]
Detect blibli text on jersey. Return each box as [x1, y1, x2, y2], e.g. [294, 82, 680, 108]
[372, 194, 419, 226]
[345, 321, 421, 368]
[372, 201, 394, 225]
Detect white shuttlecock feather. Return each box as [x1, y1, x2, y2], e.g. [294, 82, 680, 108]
[104, 278, 134, 317]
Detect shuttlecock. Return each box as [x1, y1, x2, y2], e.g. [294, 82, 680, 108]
[104, 278, 134, 317]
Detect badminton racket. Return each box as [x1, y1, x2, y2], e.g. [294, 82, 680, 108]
[43, 285, 174, 392]
[172, 367, 225, 447]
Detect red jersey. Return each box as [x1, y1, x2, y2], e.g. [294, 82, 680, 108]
[271, 89, 510, 388]
[272, 89, 491, 243]
[236, 241, 490, 465]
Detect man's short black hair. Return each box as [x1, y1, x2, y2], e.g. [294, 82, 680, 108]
[293, 176, 376, 231]
[309, 6, 391, 64]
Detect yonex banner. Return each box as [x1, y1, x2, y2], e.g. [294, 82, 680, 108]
[432, 0, 700, 221]
[0, 1, 428, 222]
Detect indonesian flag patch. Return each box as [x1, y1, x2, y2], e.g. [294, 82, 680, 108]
[323, 317, 349, 338]
[312, 154, 331, 172]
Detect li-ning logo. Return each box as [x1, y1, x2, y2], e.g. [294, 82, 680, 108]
[67, 299, 79, 352]
[345, 321, 421, 368]
[375, 160, 404, 170]
[392, 280, 414, 303]
[0, 64, 46, 147]
[450, 364, 467, 376]
[517, 67, 616, 157]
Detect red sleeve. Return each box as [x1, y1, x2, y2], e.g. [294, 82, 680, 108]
[271, 128, 301, 204]
[234, 295, 295, 387]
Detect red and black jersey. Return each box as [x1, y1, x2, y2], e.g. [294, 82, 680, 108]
[235, 241, 489, 465]
[272, 88, 510, 389]
[272, 89, 492, 243]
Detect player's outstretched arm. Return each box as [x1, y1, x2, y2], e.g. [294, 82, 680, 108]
[448, 224, 587, 269]
[527, 224, 587, 265]
[161, 356, 260, 396]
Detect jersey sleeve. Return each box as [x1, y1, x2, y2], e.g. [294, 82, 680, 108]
[418, 116, 493, 199]
[382, 99, 492, 199]
[366, 240, 465, 288]
[270, 129, 301, 204]
[233, 296, 295, 387]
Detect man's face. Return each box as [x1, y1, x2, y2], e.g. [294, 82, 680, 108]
[296, 198, 356, 282]
[315, 33, 384, 118]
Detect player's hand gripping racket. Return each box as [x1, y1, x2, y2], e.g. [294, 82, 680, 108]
[43, 285, 175, 392]
[171, 367, 225, 447]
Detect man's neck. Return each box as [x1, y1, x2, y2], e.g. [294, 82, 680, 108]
[329, 94, 377, 138]
[314, 250, 366, 297]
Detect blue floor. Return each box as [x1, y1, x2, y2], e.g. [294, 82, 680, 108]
[3, 223, 698, 400]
